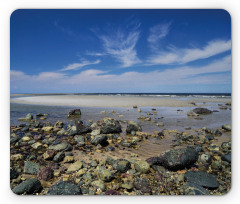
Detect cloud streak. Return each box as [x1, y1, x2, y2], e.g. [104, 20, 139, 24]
[148, 22, 172, 43]
[147, 39, 231, 65]
[60, 59, 100, 71]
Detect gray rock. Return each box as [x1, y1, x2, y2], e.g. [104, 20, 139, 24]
[126, 121, 142, 134]
[134, 160, 150, 174]
[134, 178, 152, 194]
[91, 180, 105, 191]
[184, 182, 210, 195]
[97, 167, 114, 182]
[47, 180, 82, 195]
[184, 170, 220, 189]
[67, 109, 81, 117]
[10, 168, 19, 180]
[53, 152, 65, 162]
[24, 161, 40, 175]
[12, 178, 42, 195]
[100, 118, 122, 134]
[74, 135, 85, 145]
[49, 142, 72, 152]
[221, 154, 231, 163]
[113, 159, 131, 173]
[91, 134, 108, 146]
[192, 108, 212, 114]
[25, 113, 33, 121]
[222, 124, 231, 131]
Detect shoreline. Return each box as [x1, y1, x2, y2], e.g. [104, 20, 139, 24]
[11, 95, 231, 108]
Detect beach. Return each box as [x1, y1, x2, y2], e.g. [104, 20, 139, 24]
[10, 94, 231, 195]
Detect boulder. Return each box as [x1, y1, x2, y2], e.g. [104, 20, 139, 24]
[146, 147, 199, 170]
[126, 121, 142, 134]
[43, 150, 55, 160]
[221, 154, 231, 163]
[91, 180, 106, 191]
[222, 124, 231, 131]
[100, 118, 122, 134]
[25, 113, 33, 121]
[192, 108, 212, 114]
[12, 178, 42, 195]
[24, 161, 40, 175]
[134, 178, 152, 194]
[67, 109, 81, 118]
[47, 180, 82, 195]
[184, 170, 219, 189]
[74, 135, 85, 146]
[53, 152, 65, 162]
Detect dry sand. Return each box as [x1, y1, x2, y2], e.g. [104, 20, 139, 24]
[11, 95, 231, 107]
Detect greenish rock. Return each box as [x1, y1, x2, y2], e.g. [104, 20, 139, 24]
[47, 180, 82, 195]
[12, 178, 42, 195]
[57, 129, 66, 136]
[68, 125, 77, 136]
[114, 159, 131, 173]
[31, 142, 42, 149]
[91, 180, 106, 191]
[184, 183, 210, 195]
[74, 135, 85, 145]
[10, 136, 20, 144]
[184, 170, 220, 189]
[53, 151, 65, 162]
[97, 166, 114, 182]
[134, 160, 150, 174]
[121, 181, 133, 190]
[222, 124, 231, 131]
[126, 121, 142, 134]
[90, 160, 98, 167]
[211, 160, 222, 170]
[25, 113, 33, 121]
[48, 142, 72, 152]
[24, 161, 40, 175]
[67, 161, 83, 173]
[100, 118, 122, 134]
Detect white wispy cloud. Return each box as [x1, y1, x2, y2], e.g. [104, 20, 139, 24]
[148, 22, 172, 43]
[85, 51, 106, 56]
[11, 55, 231, 93]
[92, 22, 141, 68]
[60, 59, 100, 71]
[147, 39, 231, 65]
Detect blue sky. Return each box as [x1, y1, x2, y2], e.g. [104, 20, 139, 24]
[10, 9, 231, 93]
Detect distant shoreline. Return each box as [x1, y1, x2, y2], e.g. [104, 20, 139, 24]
[10, 94, 231, 107]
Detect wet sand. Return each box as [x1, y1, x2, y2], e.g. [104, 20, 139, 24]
[11, 95, 231, 107]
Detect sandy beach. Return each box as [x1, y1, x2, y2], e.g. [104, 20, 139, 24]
[11, 94, 231, 107]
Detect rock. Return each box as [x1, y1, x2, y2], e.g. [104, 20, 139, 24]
[147, 147, 199, 170]
[42, 126, 53, 132]
[10, 168, 19, 180]
[68, 125, 77, 136]
[220, 106, 227, 110]
[49, 142, 72, 152]
[184, 170, 220, 189]
[25, 113, 33, 121]
[187, 111, 199, 117]
[74, 135, 85, 146]
[75, 121, 92, 134]
[100, 118, 122, 134]
[199, 153, 211, 164]
[31, 142, 42, 149]
[22, 136, 31, 142]
[105, 190, 120, 195]
[138, 109, 141, 112]
[47, 180, 82, 195]
[63, 156, 74, 163]
[192, 108, 212, 114]
[11, 154, 23, 161]
[106, 146, 115, 152]
[222, 124, 231, 131]
[91, 180, 106, 191]
[134, 160, 150, 174]
[114, 159, 131, 173]
[133, 105, 137, 108]
[43, 150, 55, 160]
[12, 178, 42, 195]
[56, 129, 66, 136]
[126, 121, 142, 134]
[53, 152, 65, 162]
[184, 183, 210, 195]
[97, 166, 114, 182]
[33, 135, 42, 140]
[91, 134, 108, 146]
[10, 136, 20, 144]
[121, 182, 134, 190]
[221, 154, 231, 163]
[54, 120, 64, 128]
[24, 161, 40, 175]
[138, 115, 146, 119]
[134, 178, 152, 194]
[67, 109, 81, 118]
[37, 167, 54, 181]
[67, 161, 83, 173]
[101, 110, 107, 114]
[91, 129, 101, 136]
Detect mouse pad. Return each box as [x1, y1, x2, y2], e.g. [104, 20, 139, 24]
[10, 9, 231, 195]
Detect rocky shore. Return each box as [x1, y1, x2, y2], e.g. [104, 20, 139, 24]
[10, 105, 231, 195]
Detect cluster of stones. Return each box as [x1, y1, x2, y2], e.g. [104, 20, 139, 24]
[10, 108, 231, 195]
